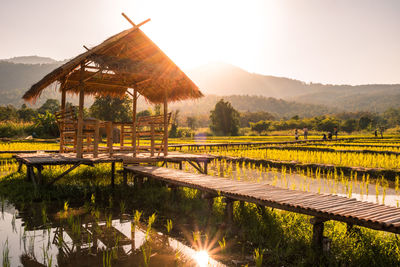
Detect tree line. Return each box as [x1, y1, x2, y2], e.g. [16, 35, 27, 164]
[1, 97, 400, 138]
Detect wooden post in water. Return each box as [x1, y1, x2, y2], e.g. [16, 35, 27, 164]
[225, 198, 234, 225]
[59, 81, 66, 153]
[310, 217, 326, 252]
[163, 90, 168, 156]
[76, 64, 85, 158]
[132, 89, 137, 157]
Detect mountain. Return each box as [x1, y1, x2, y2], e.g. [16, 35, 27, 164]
[0, 59, 84, 107]
[187, 62, 400, 112]
[1, 56, 59, 64]
[0, 57, 400, 114]
[187, 62, 315, 99]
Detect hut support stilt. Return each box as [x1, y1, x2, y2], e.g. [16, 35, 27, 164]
[132, 89, 137, 157]
[76, 65, 85, 158]
[60, 83, 66, 153]
[163, 91, 168, 156]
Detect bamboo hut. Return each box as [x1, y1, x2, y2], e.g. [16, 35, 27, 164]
[23, 14, 203, 158]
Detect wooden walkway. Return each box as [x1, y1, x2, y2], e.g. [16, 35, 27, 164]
[14, 152, 214, 186]
[124, 165, 400, 248]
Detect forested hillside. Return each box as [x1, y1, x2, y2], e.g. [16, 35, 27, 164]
[1, 57, 400, 114]
[161, 95, 337, 119]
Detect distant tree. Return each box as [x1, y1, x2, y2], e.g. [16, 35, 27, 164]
[33, 111, 59, 137]
[239, 111, 275, 127]
[341, 119, 357, 133]
[17, 104, 37, 122]
[136, 109, 151, 118]
[383, 108, 400, 128]
[0, 105, 18, 121]
[291, 115, 299, 120]
[38, 99, 60, 114]
[89, 96, 131, 122]
[316, 117, 339, 132]
[358, 115, 372, 130]
[187, 116, 197, 130]
[250, 120, 270, 134]
[154, 104, 161, 115]
[210, 99, 240, 136]
[169, 110, 180, 138]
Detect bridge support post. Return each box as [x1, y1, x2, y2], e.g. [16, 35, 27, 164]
[123, 168, 128, 185]
[310, 217, 327, 251]
[201, 192, 216, 213]
[111, 162, 115, 188]
[224, 198, 234, 225]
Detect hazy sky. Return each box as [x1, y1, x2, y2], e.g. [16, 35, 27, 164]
[1, 0, 399, 85]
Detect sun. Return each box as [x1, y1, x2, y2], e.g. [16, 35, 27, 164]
[194, 250, 209, 267]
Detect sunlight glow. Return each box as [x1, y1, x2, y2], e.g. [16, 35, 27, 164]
[194, 250, 209, 267]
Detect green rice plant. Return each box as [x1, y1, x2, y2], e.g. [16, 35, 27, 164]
[253, 248, 264, 267]
[375, 180, 380, 204]
[165, 219, 173, 233]
[2, 238, 10, 267]
[133, 210, 142, 225]
[119, 200, 126, 215]
[145, 213, 156, 241]
[106, 214, 112, 228]
[218, 236, 226, 253]
[63, 201, 69, 212]
[381, 177, 389, 205]
[141, 244, 151, 267]
[103, 249, 112, 267]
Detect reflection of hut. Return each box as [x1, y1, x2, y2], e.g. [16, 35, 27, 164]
[23, 14, 203, 159]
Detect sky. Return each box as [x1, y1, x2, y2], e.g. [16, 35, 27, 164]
[0, 0, 400, 85]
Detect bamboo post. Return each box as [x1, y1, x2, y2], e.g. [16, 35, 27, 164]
[132, 89, 137, 157]
[76, 65, 85, 158]
[150, 124, 155, 156]
[163, 90, 168, 156]
[93, 120, 99, 158]
[120, 124, 125, 149]
[106, 121, 113, 156]
[59, 83, 66, 153]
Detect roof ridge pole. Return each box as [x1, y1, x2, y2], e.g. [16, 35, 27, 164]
[76, 63, 85, 158]
[163, 89, 168, 157]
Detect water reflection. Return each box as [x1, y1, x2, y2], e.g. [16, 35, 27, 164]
[0, 201, 225, 266]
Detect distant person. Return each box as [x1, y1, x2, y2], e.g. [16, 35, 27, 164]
[380, 127, 384, 139]
[328, 131, 333, 140]
[334, 127, 338, 139]
[322, 133, 327, 141]
[374, 129, 378, 137]
[303, 127, 309, 140]
[295, 129, 299, 141]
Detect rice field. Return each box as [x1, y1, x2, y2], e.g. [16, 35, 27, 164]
[1, 135, 400, 266]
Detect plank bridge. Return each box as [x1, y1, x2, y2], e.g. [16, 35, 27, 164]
[124, 165, 400, 250]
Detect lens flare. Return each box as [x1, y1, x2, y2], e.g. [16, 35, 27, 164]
[194, 250, 209, 267]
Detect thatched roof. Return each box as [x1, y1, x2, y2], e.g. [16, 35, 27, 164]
[23, 18, 203, 104]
